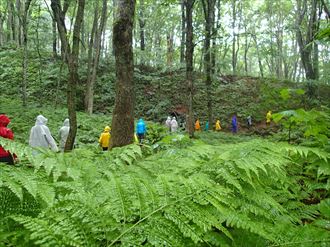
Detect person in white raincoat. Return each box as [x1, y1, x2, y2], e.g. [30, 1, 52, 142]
[29, 115, 58, 152]
[165, 116, 171, 131]
[170, 117, 178, 133]
[59, 118, 70, 151]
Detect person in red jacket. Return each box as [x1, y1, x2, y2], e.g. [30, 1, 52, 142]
[0, 114, 16, 165]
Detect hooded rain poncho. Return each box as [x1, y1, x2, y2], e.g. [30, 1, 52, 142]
[29, 115, 58, 152]
[99, 126, 111, 148]
[136, 119, 146, 135]
[0, 114, 15, 158]
[59, 118, 70, 151]
[165, 116, 171, 130]
[215, 120, 221, 131]
[170, 117, 178, 132]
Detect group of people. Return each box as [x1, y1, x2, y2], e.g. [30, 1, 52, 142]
[0, 114, 71, 165]
[98, 118, 147, 151]
[165, 116, 179, 133]
[0, 111, 274, 164]
[172, 111, 273, 134]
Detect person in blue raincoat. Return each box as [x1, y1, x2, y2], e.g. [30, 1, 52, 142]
[136, 119, 146, 143]
[231, 114, 238, 133]
[204, 121, 209, 131]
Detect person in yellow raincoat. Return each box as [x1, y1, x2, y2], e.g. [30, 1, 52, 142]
[195, 119, 201, 131]
[99, 126, 111, 151]
[215, 119, 221, 131]
[266, 111, 272, 125]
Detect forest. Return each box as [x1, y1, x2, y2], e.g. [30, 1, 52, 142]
[0, 0, 329, 246]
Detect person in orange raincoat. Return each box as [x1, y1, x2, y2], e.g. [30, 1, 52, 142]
[195, 119, 201, 131]
[99, 126, 111, 151]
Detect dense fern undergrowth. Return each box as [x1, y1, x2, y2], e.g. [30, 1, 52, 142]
[1, 96, 330, 246]
[1, 122, 329, 246]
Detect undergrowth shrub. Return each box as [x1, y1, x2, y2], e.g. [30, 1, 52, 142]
[0, 135, 329, 246]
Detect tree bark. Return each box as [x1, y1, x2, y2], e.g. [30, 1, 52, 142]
[85, 0, 108, 114]
[51, 0, 85, 151]
[180, 0, 186, 64]
[202, 0, 215, 125]
[166, 32, 174, 66]
[85, 0, 99, 113]
[21, 0, 32, 107]
[185, 0, 195, 138]
[231, 0, 236, 74]
[138, 0, 145, 51]
[296, 0, 318, 80]
[110, 0, 136, 148]
[252, 34, 264, 78]
[52, 18, 57, 58]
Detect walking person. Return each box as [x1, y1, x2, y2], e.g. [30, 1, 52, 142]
[231, 114, 238, 134]
[170, 117, 178, 133]
[0, 114, 17, 165]
[136, 119, 146, 144]
[165, 116, 172, 132]
[99, 126, 111, 151]
[29, 115, 58, 152]
[59, 118, 70, 151]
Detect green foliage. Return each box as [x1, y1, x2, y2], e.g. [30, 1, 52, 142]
[1, 133, 329, 246]
[273, 108, 330, 146]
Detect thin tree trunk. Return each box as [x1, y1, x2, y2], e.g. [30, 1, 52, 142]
[110, 0, 136, 148]
[296, 0, 318, 80]
[0, 12, 4, 46]
[51, 0, 85, 151]
[202, 0, 215, 125]
[138, 0, 145, 51]
[86, 0, 108, 114]
[211, 0, 221, 74]
[231, 0, 236, 74]
[85, 0, 99, 113]
[16, 0, 22, 46]
[21, 0, 32, 107]
[35, 4, 43, 104]
[180, 0, 186, 64]
[52, 18, 57, 58]
[185, 0, 195, 138]
[166, 32, 174, 66]
[252, 34, 264, 78]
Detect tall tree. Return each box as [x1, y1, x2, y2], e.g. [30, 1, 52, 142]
[185, 0, 195, 138]
[51, 0, 85, 151]
[296, 0, 319, 80]
[180, 0, 186, 64]
[21, 0, 32, 107]
[202, 0, 216, 125]
[138, 0, 146, 52]
[110, 0, 136, 148]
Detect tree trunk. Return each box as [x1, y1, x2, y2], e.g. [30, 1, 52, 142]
[0, 11, 4, 46]
[138, 0, 145, 51]
[231, 0, 236, 74]
[85, 0, 108, 114]
[296, 0, 318, 80]
[180, 0, 186, 64]
[51, 0, 85, 151]
[110, 0, 136, 148]
[166, 32, 174, 66]
[52, 18, 57, 58]
[202, 0, 215, 126]
[16, 0, 22, 46]
[85, 0, 99, 113]
[21, 0, 32, 107]
[211, 0, 221, 75]
[185, 0, 195, 138]
[252, 34, 264, 78]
